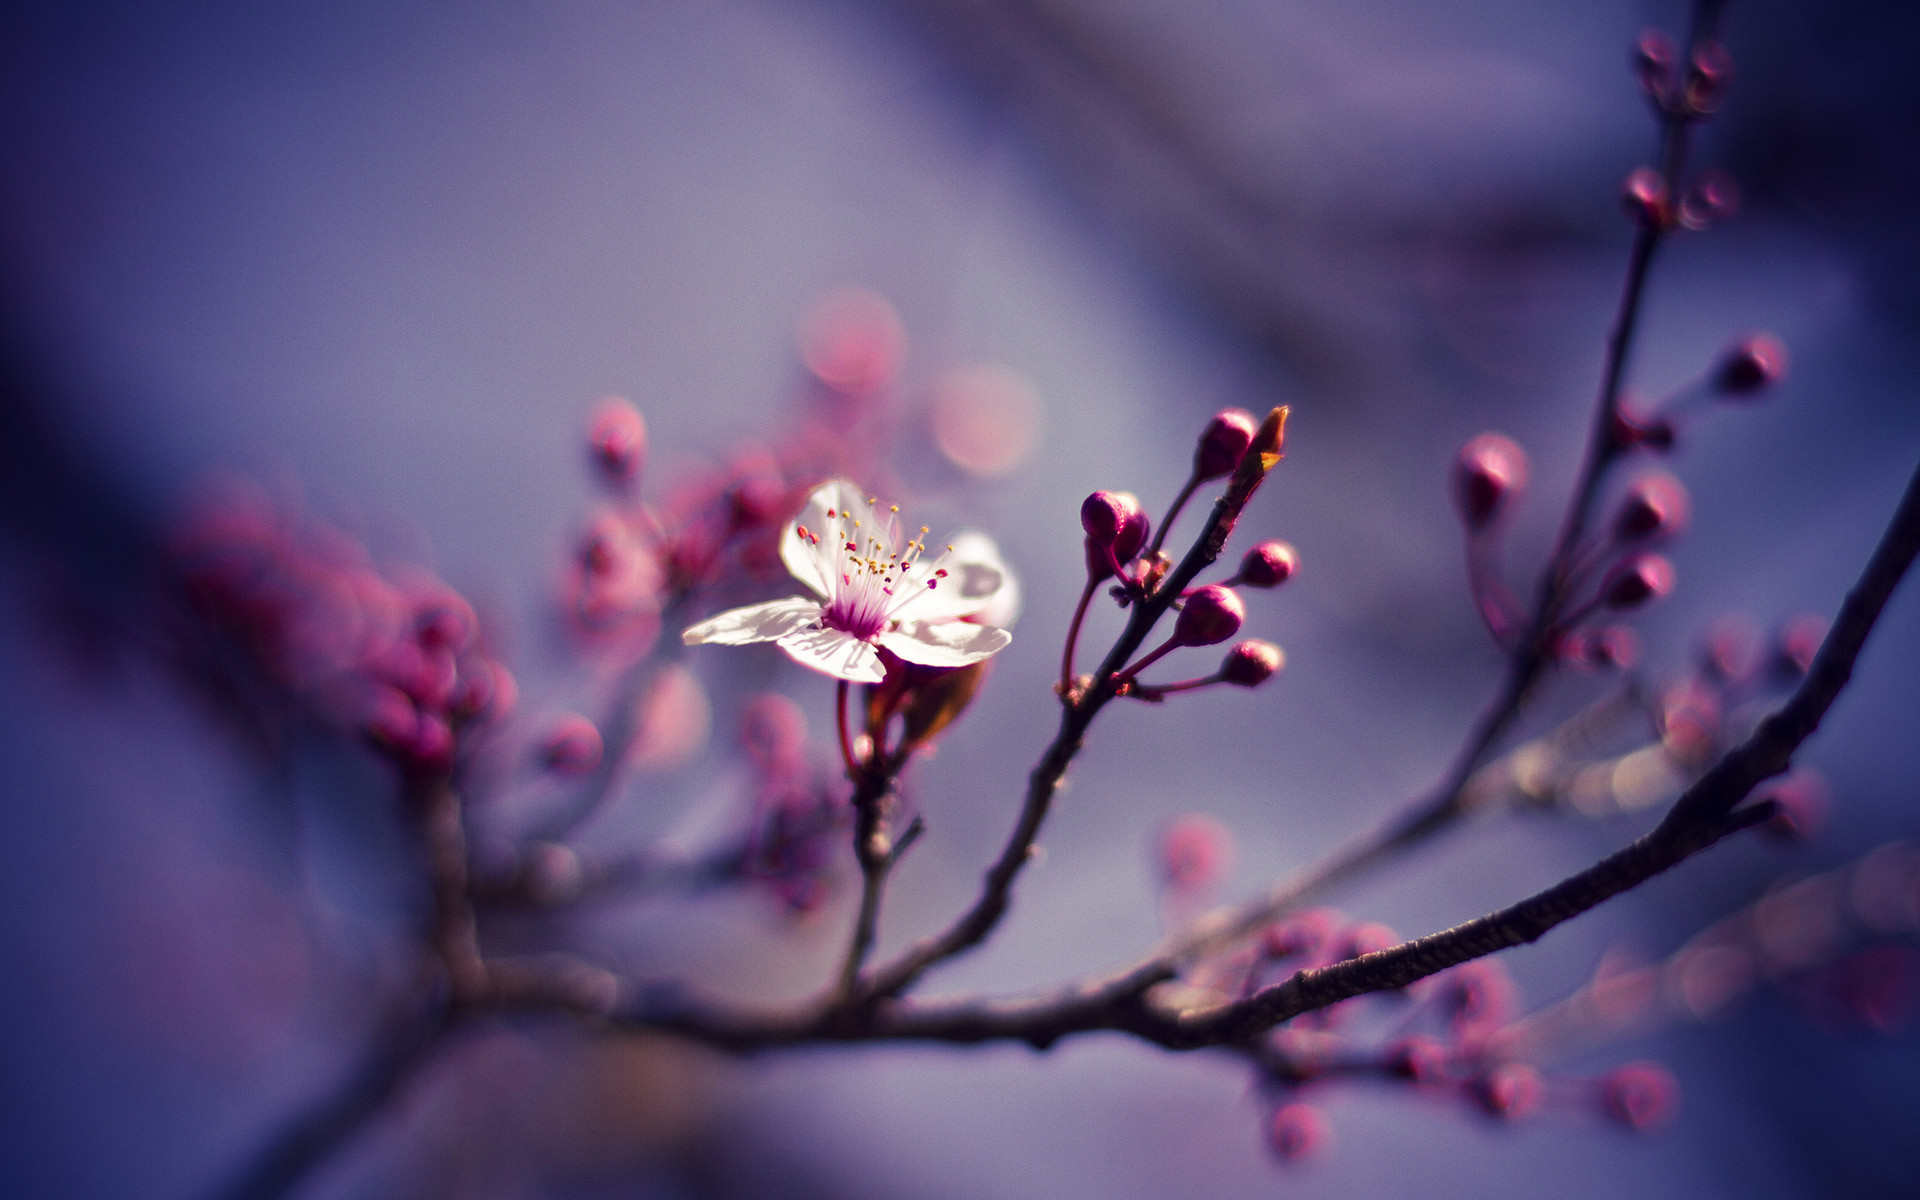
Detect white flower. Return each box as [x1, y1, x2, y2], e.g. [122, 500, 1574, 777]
[681, 480, 1014, 683]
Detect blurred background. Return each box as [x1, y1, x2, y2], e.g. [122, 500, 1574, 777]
[3, 0, 1919, 1197]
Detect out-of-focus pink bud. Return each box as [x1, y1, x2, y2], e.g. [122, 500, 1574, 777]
[741, 693, 808, 775]
[1603, 554, 1676, 610]
[1613, 471, 1690, 541]
[1561, 624, 1639, 670]
[588, 397, 647, 483]
[1685, 42, 1732, 114]
[1599, 1062, 1680, 1131]
[1776, 613, 1827, 676]
[1172, 585, 1244, 647]
[365, 685, 420, 750]
[1333, 922, 1398, 961]
[1715, 333, 1787, 396]
[1678, 170, 1739, 231]
[1454, 434, 1529, 530]
[1757, 771, 1830, 842]
[1157, 813, 1234, 892]
[1265, 1103, 1329, 1162]
[1443, 959, 1518, 1038]
[1633, 29, 1677, 102]
[1611, 405, 1677, 452]
[541, 714, 604, 775]
[1701, 613, 1762, 683]
[1193, 409, 1258, 481]
[1472, 1063, 1543, 1120]
[1238, 541, 1298, 588]
[1221, 640, 1284, 687]
[1260, 909, 1338, 961]
[1621, 167, 1670, 229]
[1385, 1036, 1447, 1084]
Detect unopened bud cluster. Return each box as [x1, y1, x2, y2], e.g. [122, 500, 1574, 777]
[1065, 407, 1294, 705]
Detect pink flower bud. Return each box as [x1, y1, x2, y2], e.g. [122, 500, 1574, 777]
[1633, 29, 1677, 101]
[1621, 167, 1670, 228]
[1193, 409, 1258, 481]
[1385, 1036, 1447, 1084]
[1454, 433, 1528, 530]
[1678, 170, 1739, 231]
[1157, 813, 1234, 892]
[1266, 1104, 1329, 1162]
[1757, 771, 1830, 842]
[587, 398, 646, 482]
[1701, 613, 1762, 683]
[1714, 333, 1787, 396]
[1684, 42, 1732, 113]
[1613, 471, 1690, 541]
[1561, 624, 1639, 670]
[1260, 909, 1338, 960]
[1239, 540, 1298, 587]
[1334, 922, 1398, 961]
[1081, 491, 1151, 581]
[1603, 554, 1675, 610]
[1472, 1063, 1542, 1120]
[1599, 1062, 1679, 1131]
[1775, 613, 1827, 676]
[1173, 585, 1244, 647]
[1221, 639, 1284, 687]
[1611, 405, 1676, 452]
[541, 713, 604, 775]
[741, 693, 808, 774]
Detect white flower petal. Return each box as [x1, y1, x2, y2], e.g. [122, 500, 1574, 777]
[781, 480, 873, 599]
[775, 625, 887, 682]
[878, 620, 1013, 669]
[681, 597, 822, 646]
[893, 531, 1012, 625]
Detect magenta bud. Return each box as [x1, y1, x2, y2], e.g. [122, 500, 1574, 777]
[1611, 405, 1676, 452]
[1081, 491, 1150, 580]
[1757, 771, 1830, 842]
[541, 713, 604, 775]
[1603, 554, 1675, 610]
[1633, 29, 1677, 99]
[1582, 625, 1640, 669]
[1194, 408, 1258, 481]
[1173, 585, 1244, 647]
[1621, 167, 1670, 228]
[1472, 1063, 1543, 1120]
[1221, 639, 1284, 687]
[1613, 471, 1690, 541]
[1684, 42, 1732, 113]
[1158, 813, 1234, 892]
[1334, 922, 1398, 961]
[1080, 490, 1138, 545]
[1454, 433, 1529, 530]
[1701, 614, 1762, 683]
[1385, 1036, 1447, 1084]
[1599, 1062, 1680, 1131]
[1775, 613, 1827, 676]
[1239, 540, 1298, 588]
[1714, 333, 1787, 395]
[588, 398, 646, 482]
[1678, 170, 1739, 231]
[1266, 1104, 1329, 1162]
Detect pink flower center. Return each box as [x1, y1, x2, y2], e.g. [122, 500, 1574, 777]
[800, 501, 950, 643]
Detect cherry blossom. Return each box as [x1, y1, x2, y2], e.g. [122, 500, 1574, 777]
[681, 480, 1013, 683]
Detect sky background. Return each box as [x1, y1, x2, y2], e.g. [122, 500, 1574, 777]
[2, 1, 1919, 1197]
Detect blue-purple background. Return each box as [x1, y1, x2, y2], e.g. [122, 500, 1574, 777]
[3, 1, 1919, 1197]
